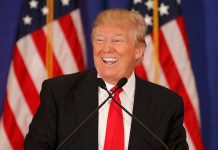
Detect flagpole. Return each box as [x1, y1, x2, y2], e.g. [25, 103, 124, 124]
[46, 0, 54, 78]
[153, 0, 159, 83]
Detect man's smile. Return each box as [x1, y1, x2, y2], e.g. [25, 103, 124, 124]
[102, 57, 118, 64]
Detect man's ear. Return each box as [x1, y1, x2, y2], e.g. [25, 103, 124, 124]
[135, 43, 145, 65]
[135, 43, 145, 58]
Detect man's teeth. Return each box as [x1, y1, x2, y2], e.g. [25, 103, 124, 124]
[102, 57, 118, 64]
[102, 57, 118, 62]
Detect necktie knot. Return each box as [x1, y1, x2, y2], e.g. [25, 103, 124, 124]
[110, 86, 123, 96]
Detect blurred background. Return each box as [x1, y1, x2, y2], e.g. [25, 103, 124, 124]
[0, 0, 217, 149]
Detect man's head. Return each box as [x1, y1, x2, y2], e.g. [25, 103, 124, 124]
[92, 9, 147, 84]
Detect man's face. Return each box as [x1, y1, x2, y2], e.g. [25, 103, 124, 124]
[92, 24, 143, 84]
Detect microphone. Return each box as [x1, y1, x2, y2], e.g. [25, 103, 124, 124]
[56, 78, 126, 150]
[116, 77, 128, 90]
[101, 78, 170, 150]
[97, 78, 112, 98]
[98, 77, 127, 96]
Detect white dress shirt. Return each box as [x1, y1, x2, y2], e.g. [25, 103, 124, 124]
[98, 73, 136, 150]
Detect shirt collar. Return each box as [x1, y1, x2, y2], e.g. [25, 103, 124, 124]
[98, 72, 135, 100]
[122, 72, 135, 101]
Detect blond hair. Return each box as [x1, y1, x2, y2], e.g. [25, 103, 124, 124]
[91, 9, 147, 46]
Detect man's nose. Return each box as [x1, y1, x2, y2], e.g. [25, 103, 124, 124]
[102, 40, 114, 52]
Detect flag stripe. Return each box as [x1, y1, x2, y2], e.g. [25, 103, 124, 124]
[70, 9, 87, 66]
[58, 14, 85, 71]
[2, 95, 24, 150]
[31, 28, 63, 77]
[43, 21, 78, 74]
[158, 30, 203, 149]
[176, 16, 190, 57]
[134, 63, 148, 80]
[185, 125, 196, 150]
[13, 46, 40, 114]
[0, 117, 13, 150]
[51, 21, 79, 73]
[6, 64, 33, 136]
[141, 35, 168, 87]
[141, 36, 157, 81]
[17, 35, 47, 92]
[161, 20, 200, 122]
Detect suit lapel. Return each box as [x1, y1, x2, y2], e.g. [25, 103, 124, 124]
[67, 70, 99, 150]
[128, 76, 155, 150]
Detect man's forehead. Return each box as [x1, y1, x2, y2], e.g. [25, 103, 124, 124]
[94, 33, 126, 37]
[94, 25, 132, 35]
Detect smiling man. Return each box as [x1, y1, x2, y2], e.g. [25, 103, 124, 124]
[24, 9, 188, 150]
[92, 10, 145, 85]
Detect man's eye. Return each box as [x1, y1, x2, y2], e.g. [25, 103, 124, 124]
[96, 38, 104, 42]
[113, 39, 124, 44]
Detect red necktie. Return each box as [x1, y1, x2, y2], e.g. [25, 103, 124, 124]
[104, 88, 124, 150]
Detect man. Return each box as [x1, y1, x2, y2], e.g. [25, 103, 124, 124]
[25, 9, 188, 150]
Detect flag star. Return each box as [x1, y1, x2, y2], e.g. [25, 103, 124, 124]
[29, 0, 38, 9]
[145, 0, 153, 10]
[131, 8, 136, 12]
[133, 0, 142, 5]
[131, 8, 139, 13]
[177, 0, 181, 5]
[61, 0, 70, 6]
[144, 14, 152, 26]
[159, 3, 170, 16]
[41, 6, 49, 15]
[23, 15, 32, 25]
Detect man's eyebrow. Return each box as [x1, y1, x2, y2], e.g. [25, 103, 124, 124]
[93, 33, 125, 37]
[114, 34, 124, 37]
[113, 33, 125, 36]
[94, 33, 103, 36]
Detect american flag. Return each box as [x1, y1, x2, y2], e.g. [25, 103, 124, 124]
[132, 0, 204, 149]
[0, 0, 86, 149]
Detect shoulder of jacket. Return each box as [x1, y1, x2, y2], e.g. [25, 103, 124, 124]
[136, 75, 182, 102]
[41, 69, 95, 92]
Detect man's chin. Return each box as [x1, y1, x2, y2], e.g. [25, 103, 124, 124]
[99, 74, 119, 84]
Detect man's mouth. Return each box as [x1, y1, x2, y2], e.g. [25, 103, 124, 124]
[102, 57, 118, 64]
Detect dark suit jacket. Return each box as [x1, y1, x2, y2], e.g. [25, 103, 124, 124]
[24, 69, 188, 150]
